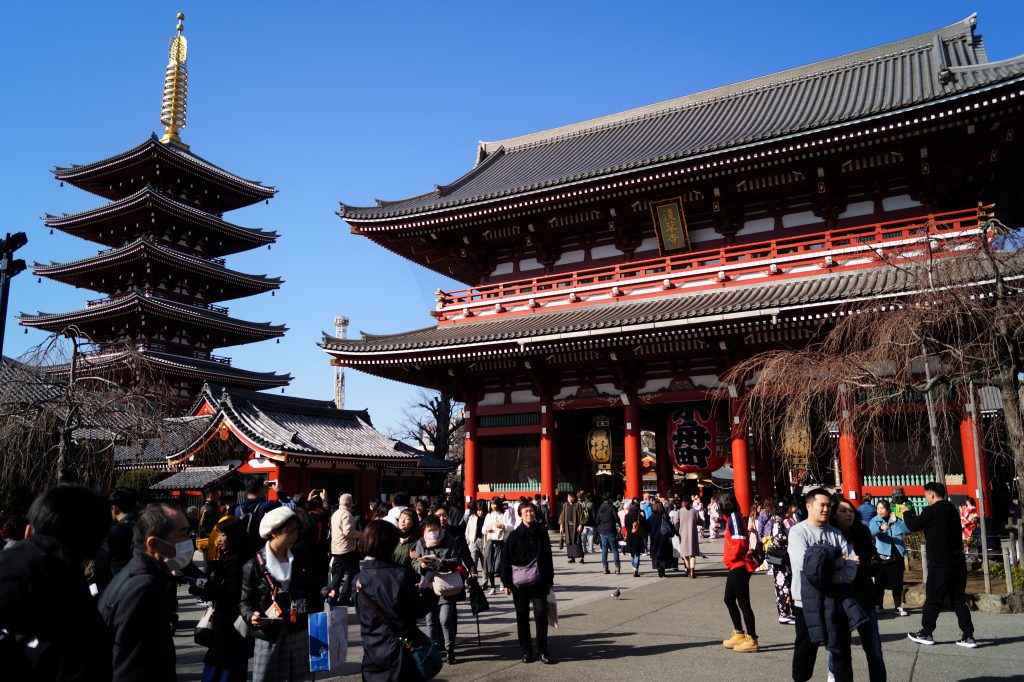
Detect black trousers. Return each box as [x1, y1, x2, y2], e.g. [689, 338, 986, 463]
[329, 551, 360, 601]
[724, 567, 756, 637]
[921, 563, 974, 637]
[874, 557, 905, 608]
[512, 589, 548, 655]
[793, 606, 852, 682]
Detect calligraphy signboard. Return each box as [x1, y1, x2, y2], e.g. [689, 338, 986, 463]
[649, 196, 691, 254]
[667, 404, 727, 473]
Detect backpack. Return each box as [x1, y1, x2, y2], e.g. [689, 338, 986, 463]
[240, 499, 281, 551]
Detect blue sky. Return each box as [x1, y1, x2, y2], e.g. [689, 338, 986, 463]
[3, 2, 1023, 436]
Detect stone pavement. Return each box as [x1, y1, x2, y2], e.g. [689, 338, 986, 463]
[175, 536, 1024, 681]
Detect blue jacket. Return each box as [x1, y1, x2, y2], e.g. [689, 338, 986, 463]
[869, 514, 909, 558]
[856, 502, 876, 527]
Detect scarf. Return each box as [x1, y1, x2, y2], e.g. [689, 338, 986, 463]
[264, 547, 293, 588]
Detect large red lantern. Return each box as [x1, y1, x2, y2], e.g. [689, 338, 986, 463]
[667, 403, 727, 473]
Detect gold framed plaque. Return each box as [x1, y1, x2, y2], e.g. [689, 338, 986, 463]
[649, 196, 691, 254]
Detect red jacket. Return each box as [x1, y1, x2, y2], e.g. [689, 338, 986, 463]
[722, 512, 757, 572]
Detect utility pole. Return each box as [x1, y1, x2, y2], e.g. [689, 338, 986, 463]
[334, 316, 349, 409]
[0, 232, 29, 358]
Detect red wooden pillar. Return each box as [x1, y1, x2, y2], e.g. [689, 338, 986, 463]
[624, 402, 642, 500]
[838, 384, 862, 502]
[960, 407, 990, 508]
[464, 404, 478, 509]
[540, 401, 556, 511]
[730, 396, 753, 516]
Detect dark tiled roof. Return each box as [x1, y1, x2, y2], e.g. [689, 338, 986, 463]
[321, 257, 1004, 356]
[340, 15, 1024, 221]
[171, 385, 424, 464]
[114, 416, 217, 468]
[19, 291, 287, 343]
[53, 135, 276, 211]
[0, 356, 64, 405]
[33, 237, 283, 299]
[44, 350, 292, 391]
[44, 186, 278, 256]
[393, 439, 457, 471]
[149, 465, 237, 490]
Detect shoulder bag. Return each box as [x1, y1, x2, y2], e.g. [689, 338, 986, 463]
[194, 603, 216, 647]
[512, 558, 540, 587]
[765, 545, 789, 568]
[357, 586, 443, 681]
[431, 570, 464, 598]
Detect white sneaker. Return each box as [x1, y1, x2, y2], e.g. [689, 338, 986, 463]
[896, 606, 909, 617]
[827, 673, 835, 682]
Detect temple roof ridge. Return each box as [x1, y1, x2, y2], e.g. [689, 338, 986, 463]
[476, 14, 983, 157]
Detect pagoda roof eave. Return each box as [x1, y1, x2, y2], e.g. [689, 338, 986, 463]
[19, 292, 287, 343]
[338, 15, 1024, 225]
[44, 350, 292, 391]
[43, 186, 278, 247]
[52, 135, 276, 209]
[32, 238, 283, 296]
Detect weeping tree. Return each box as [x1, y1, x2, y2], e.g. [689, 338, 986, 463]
[723, 215, 1024, 491]
[0, 330, 176, 510]
[393, 390, 465, 461]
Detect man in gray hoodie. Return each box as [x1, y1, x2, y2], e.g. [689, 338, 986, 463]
[787, 488, 858, 682]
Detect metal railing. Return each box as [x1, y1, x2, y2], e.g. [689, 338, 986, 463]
[86, 288, 229, 315]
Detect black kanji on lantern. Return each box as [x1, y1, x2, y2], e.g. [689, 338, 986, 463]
[670, 404, 713, 469]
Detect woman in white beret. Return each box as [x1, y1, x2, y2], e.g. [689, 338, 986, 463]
[240, 506, 323, 682]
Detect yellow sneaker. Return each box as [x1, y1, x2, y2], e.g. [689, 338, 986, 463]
[733, 634, 759, 653]
[722, 630, 744, 648]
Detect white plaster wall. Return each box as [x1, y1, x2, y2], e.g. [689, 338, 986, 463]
[557, 249, 586, 265]
[638, 377, 673, 393]
[509, 390, 537, 404]
[491, 261, 514, 276]
[689, 227, 718, 244]
[478, 392, 505, 407]
[782, 211, 819, 228]
[591, 244, 621, 260]
[634, 237, 660, 253]
[736, 217, 775, 236]
[882, 194, 922, 212]
[519, 258, 543, 271]
[839, 200, 874, 219]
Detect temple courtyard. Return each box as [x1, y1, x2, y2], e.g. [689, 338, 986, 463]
[174, 536, 1024, 681]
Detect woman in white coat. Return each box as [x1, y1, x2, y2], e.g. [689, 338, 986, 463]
[482, 498, 510, 595]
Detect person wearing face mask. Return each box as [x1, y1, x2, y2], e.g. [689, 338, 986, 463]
[99, 502, 193, 682]
[241, 506, 322, 682]
[412, 511, 474, 665]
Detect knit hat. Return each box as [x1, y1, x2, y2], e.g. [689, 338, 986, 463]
[259, 506, 296, 539]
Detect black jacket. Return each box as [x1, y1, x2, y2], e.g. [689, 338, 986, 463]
[801, 544, 868, 651]
[903, 499, 966, 567]
[841, 521, 877, 608]
[240, 545, 323, 636]
[624, 510, 648, 555]
[356, 558, 432, 682]
[648, 511, 674, 564]
[500, 521, 554, 598]
[106, 512, 138, 575]
[412, 527, 474, 602]
[190, 555, 252, 668]
[98, 553, 177, 682]
[0, 533, 112, 682]
[595, 501, 621, 535]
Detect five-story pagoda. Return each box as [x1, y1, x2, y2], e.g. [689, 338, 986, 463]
[20, 14, 290, 400]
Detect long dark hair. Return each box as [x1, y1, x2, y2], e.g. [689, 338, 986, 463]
[717, 490, 738, 517]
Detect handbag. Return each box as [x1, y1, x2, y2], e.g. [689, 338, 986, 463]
[765, 545, 789, 568]
[358, 587, 443, 681]
[511, 558, 541, 587]
[431, 570, 464, 598]
[233, 614, 251, 639]
[194, 604, 215, 647]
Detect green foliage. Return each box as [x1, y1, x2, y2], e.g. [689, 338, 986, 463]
[114, 468, 167, 492]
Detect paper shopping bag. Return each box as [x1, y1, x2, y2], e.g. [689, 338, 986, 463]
[547, 588, 558, 629]
[309, 604, 348, 672]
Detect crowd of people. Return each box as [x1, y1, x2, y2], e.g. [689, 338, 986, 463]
[706, 482, 980, 682]
[0, 477, 1003, 682]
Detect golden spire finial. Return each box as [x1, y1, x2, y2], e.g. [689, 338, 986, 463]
[159, 12, 189, 149]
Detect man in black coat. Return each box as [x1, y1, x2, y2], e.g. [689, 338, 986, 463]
[501, 502, 555, 664]
[902, 481, 977, 648]
[100, 503, 193, 682]
[0, 484, 112, 681]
